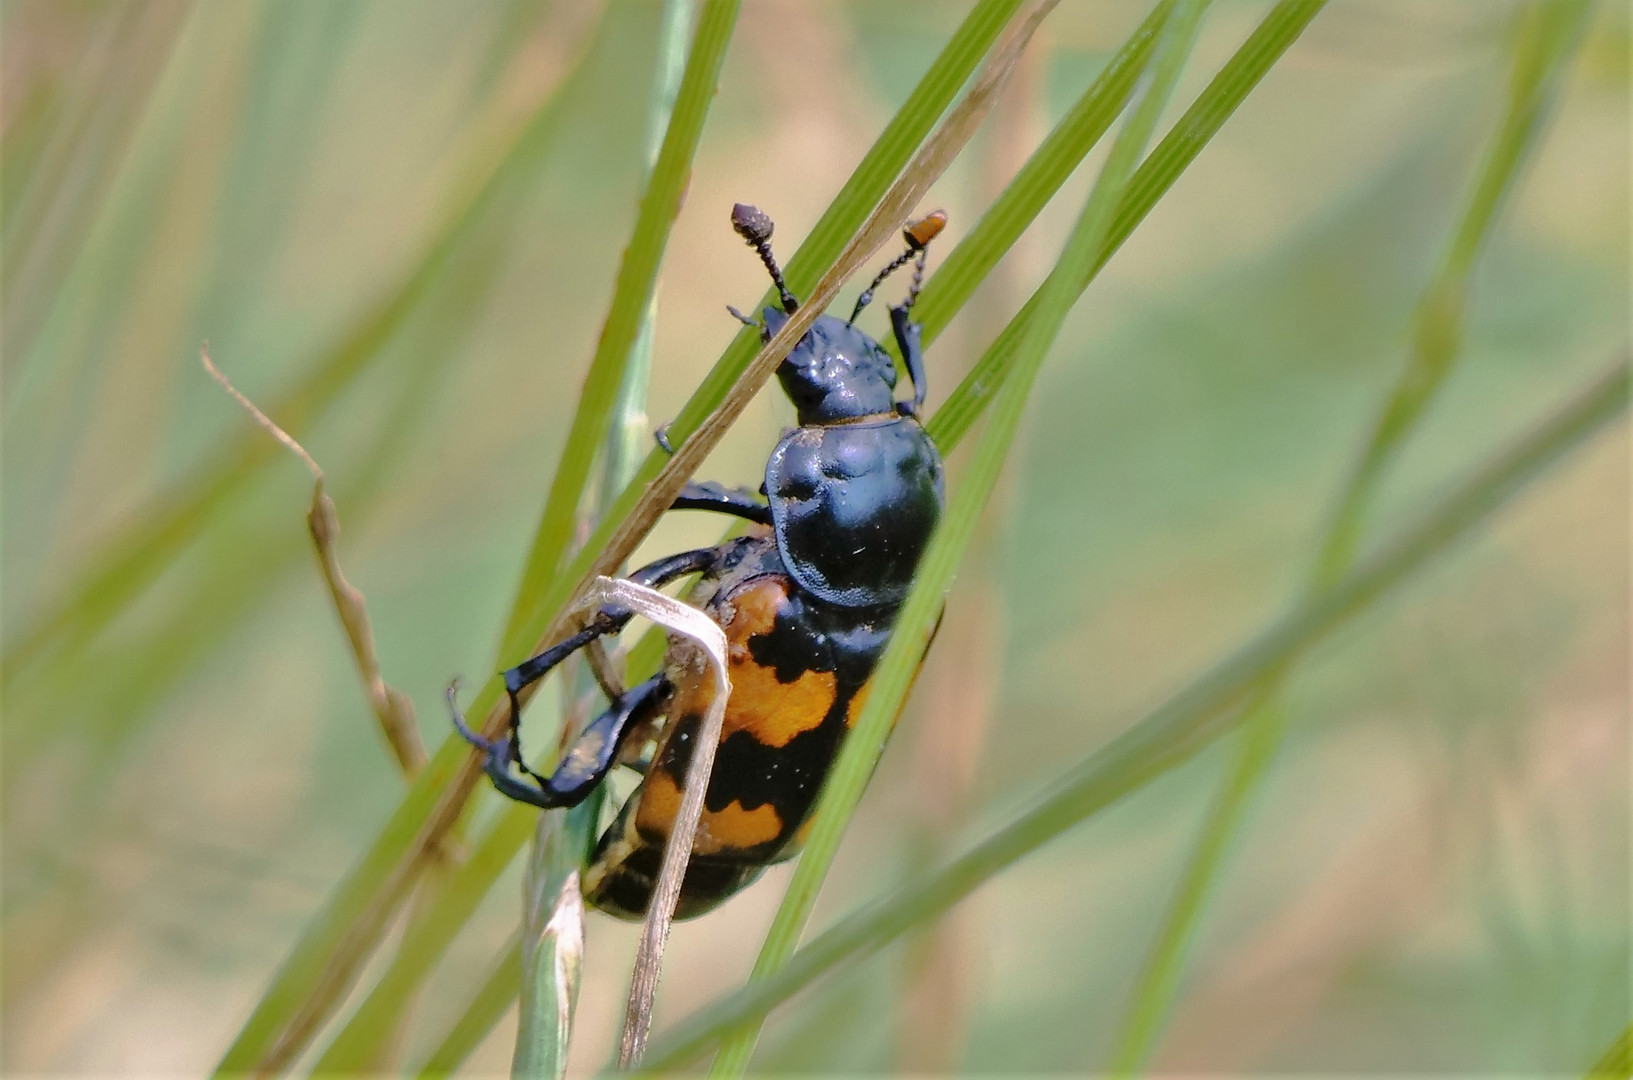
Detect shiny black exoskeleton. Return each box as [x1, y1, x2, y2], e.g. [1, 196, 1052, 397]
[451, 204, 947, 919]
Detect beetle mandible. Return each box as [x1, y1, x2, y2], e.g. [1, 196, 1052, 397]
[451, 203, 947, 919]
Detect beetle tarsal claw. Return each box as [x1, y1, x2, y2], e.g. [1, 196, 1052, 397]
[446, 683, 473, 736]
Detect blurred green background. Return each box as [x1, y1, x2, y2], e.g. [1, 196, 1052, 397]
[2, 0, 1627, 1074]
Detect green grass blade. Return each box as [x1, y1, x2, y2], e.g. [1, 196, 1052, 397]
[602, 0, 696, 511]
[497, 0, 740, 661]
[1106, 5, 1594, 1072]
[1314, 0, 1593, 584]
[929, 0, 1328, 452]
[309, 809, 537, 1071]
[704, 2, 1214, 1073]
[908, 0, 1172, 348]
[511, 832, 588, 1080]
[651, 0, 1025, 451]
[1586, 1021, 1633, 1079]
[349, 5, 698, 1071]
[512, 908, 582, 1079]
[635, 355, 1630, 1071]
[524, 4, 694, 1075]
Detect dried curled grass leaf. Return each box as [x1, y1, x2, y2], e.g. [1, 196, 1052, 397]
[570, 576, 731, 1068]
[200, 345, 427, 777]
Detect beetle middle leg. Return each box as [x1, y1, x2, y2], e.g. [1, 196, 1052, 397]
[670, 480, 771, 525]
[451, 545, 726, 797]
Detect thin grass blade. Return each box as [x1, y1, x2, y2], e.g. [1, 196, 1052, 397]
[497, 0, 741, 662]
[652, 0, 1026, 448]
[908, 0, 1171, 348]
[1107, 5, 1594, 1071]
[308, 5, 699, 1070]
[212, 4, 738, 1069]
[1586, 1021, 1633, 1079]
[512, 840, 587, 1079]
[929, 0, 1329, 452]
[528, 10, 699, 1070]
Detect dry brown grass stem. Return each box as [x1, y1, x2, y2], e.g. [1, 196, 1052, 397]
[574, 578, 733, 1068]
[200, 345, 428, 778]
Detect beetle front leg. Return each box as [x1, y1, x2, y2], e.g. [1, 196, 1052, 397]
[890, 303, 928, 410]
[500, 623, 607, 786]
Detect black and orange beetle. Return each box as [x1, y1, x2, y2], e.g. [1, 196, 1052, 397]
[451, 203, 947, 919]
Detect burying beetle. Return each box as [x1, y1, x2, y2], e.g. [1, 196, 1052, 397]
[451, 204, 948, 919]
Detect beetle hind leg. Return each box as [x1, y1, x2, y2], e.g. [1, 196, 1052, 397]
[539, 674, 669, 806]
[449, 684, 559, 808]
[450, 675, 670, 809]
[456, 544, 731, 809]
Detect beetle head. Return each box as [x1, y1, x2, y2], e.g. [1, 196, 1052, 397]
[762, 308, 898, 424]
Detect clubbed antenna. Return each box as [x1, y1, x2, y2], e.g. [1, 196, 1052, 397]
[731, 203, 798, 314]
[850, 209, 948, 324]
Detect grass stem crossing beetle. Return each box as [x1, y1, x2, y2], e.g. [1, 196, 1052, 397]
[451, 204, 947, 919]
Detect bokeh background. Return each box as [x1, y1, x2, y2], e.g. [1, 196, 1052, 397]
[2, 0, 1627, 1074]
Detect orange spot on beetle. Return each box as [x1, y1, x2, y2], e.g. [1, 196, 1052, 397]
[695, 799, 784, 854]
